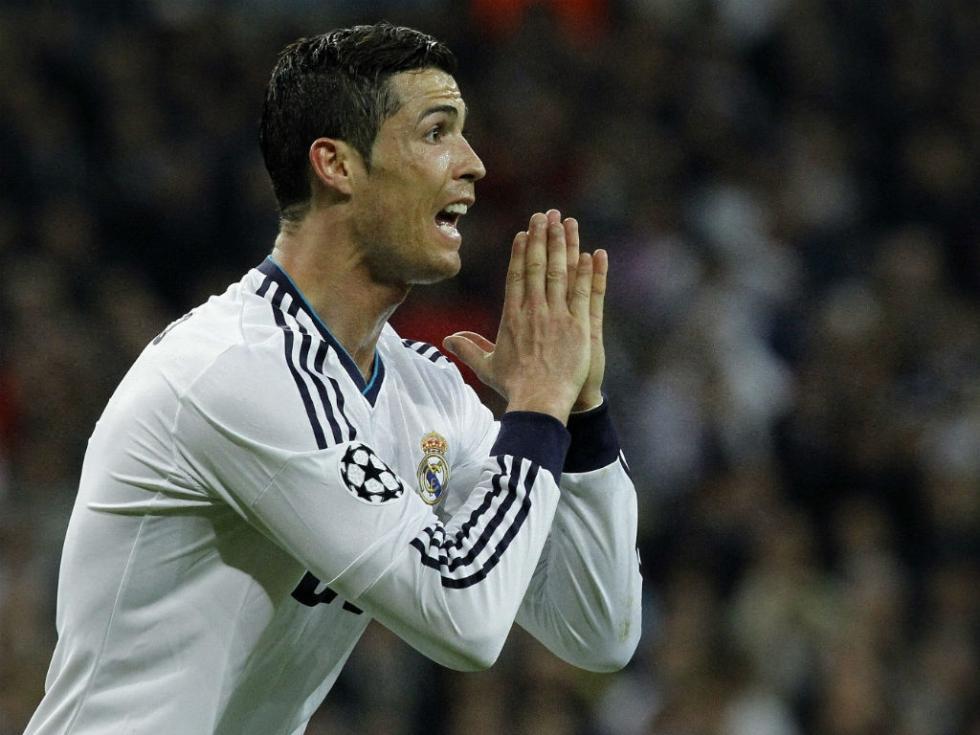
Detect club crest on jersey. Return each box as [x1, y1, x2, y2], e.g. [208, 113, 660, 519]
[340, 443, 405, 505]
[416, 431, 450, 505]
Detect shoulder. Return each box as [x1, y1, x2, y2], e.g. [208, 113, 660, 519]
[178, 334, 360, 455]
[124, 279, 257, 402]
[378, 325, 467, 397]
[379, 324, 458, 372]
[395, 337, 454, 368]
[174, 270, 363, 452]
[90, 272, 315, 460]
[147, 280, 290, 394]
[378, 323, 494, 437]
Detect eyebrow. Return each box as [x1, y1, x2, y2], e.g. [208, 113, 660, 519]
[416, 104, 466, 125]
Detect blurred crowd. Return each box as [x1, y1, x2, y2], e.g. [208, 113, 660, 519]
[1, 1, 979, 733]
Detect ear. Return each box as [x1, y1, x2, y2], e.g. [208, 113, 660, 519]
[309, 138, 363, 198]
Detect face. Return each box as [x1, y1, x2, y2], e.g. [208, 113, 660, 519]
[348, 68, 486, 286]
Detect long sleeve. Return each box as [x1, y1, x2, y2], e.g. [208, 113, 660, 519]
[515, 400, 642, 671]
[334, 412, 571, 671]
[173, 349, 573, 671]
[450, 379, 642, 672]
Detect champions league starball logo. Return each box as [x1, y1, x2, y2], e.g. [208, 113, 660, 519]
[340, 443, 405, 505]
[416, 431, 450, 505]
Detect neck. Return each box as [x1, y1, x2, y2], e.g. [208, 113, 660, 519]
[270, 216, 408, 381]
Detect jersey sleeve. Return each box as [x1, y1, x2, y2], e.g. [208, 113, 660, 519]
[516, 400, 642, 672]
[172, 343, 571, 671]
[454, 381, 642, 672]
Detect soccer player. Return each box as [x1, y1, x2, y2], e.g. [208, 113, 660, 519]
[26, 22, 641, 734]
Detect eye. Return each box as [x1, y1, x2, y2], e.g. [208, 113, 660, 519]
[424, 124, 444, 143]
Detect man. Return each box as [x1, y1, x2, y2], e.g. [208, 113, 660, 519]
[27, 22, 641, 734]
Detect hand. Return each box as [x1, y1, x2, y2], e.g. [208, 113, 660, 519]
[551, 210, 607, 412]
[444, 211, 593, 425]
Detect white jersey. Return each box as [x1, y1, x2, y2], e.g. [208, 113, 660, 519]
[27, 258, 641, 735]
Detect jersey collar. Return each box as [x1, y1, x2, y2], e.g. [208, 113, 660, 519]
[256, 257, 385, 406]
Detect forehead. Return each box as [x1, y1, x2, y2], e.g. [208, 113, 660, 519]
[388, 68, 465, 117]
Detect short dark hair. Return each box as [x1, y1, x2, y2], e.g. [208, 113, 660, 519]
[259, 22, 457, 221]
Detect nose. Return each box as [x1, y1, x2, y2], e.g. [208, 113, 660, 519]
[457, 137, 486, 182]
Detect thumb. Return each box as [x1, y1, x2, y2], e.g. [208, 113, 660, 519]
[443, 331, 495, 377]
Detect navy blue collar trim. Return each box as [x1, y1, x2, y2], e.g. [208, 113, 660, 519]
[257, 257, 384, 405]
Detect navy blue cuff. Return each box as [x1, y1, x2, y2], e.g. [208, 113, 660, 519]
[491, 412, 571, 482]
[564, 399, 622, 473]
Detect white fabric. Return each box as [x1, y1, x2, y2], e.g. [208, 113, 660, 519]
[26, 261, 641, 735]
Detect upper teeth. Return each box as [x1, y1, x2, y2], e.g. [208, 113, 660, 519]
[443, 203, 468, 216]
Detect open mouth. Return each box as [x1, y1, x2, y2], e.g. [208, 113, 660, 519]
[434, 202, 468, 238]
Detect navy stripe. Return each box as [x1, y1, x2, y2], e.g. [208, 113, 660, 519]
[270, 303, 327, 450]
[451, 456, 507, 544]
[299, 333, 343, 444]
[326, 374, 356, 441]
[414, 456, 510, 572]
[435, 458, 520, 573]
[402, 338, 450, 364]
[441, 462, 537, 588]
[256, 275, 273, 297]
[295, 323, 354, 443]
[257, 257, 384, 399]
[305, 341, 343, 444]
[271, 292, 357, 446]
[271, 288, 351, 449]
[442, 463, 536, 588]
[410, 457, 538, 588]
[411, 538, 440, 571]
[313, 340, 327, 372]
[416, 456, 506, 549]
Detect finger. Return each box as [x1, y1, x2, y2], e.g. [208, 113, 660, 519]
[524, 212, 548, 304]
[446, 330, 496, 353]
[442, 332, 494, 381]
[503, 231, 527, 310]
[546, 217, 568, 307]
[569, 252, 593, 319]
[563, 217, 579, 298]
[546, 208, 561, 226]
[590, 249, 608, 338]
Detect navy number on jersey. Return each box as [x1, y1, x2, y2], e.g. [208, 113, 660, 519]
[291, 571, 363, 614]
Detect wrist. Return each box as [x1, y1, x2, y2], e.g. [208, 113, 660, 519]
[505, 398, 570, 426]
[571, 390, 603, 414]
[506, 384, 578, 426]
[565, 398, 621, 473]
[492, 412, 571, 480]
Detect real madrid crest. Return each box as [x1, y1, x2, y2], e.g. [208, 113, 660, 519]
[416, 431, 450, 505]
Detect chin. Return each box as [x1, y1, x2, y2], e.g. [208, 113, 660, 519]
[413, 253, 461, 285]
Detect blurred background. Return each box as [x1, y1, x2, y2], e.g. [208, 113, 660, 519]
[1, 0, 979, 733]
